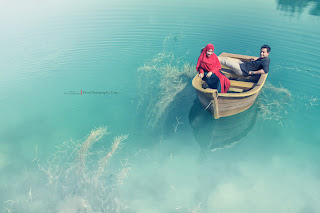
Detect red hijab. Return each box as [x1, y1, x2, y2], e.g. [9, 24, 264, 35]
[196, 43, 220, 72]
[196, 44, 230, 93]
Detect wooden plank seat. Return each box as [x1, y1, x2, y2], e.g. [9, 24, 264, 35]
[229, 80, 255, 89]
[228, 87, 243, 93]
[202, 79, 255, 93]
[228, 80, 255, 93]
[202, 80, 255, 92]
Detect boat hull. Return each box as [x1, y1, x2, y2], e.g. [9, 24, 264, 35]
[196, 89, 259, 119]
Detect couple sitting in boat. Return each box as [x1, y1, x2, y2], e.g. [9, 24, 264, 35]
[196, 44, 271, 93]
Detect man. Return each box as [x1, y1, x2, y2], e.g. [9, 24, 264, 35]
[218, 45, 271, 76]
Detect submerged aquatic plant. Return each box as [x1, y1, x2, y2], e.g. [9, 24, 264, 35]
[258, 82, 292, 124]
[137, 50, 195, 128]
[93, 134, 128, 183]
[78, 127, 108, 177]
[4, 127, 129, 213]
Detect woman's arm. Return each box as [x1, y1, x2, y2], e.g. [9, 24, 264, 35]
[198, 68, 205, 78]
[198, 68, 204, 74]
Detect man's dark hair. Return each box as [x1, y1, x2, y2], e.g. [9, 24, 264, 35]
[261, 45, 271, 53]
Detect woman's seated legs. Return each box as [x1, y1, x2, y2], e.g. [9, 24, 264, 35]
[204, 71, 220, 90]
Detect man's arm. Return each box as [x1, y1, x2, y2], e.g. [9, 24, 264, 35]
[249, 69, 265, 75]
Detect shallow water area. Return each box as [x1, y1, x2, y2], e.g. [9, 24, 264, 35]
[1, 0, 320, 212]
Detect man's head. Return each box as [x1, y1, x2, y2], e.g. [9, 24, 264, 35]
[260, 45, 271, 58]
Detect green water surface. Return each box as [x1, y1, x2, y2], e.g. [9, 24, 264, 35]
[1, 0, 320, 212]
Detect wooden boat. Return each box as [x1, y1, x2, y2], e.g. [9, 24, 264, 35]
[192, 52, 268, 119]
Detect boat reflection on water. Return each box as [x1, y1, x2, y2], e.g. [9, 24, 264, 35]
[188, 98, 258, 152]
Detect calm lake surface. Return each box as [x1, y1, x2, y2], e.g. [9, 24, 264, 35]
[1, 0, 320, 212]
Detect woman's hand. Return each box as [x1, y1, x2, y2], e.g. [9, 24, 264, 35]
[206, 72, 213, 78]
[249, 71, 255, 75]
[198, 73, 204, 78]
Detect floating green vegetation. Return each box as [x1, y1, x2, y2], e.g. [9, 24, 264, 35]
[137, 50, 195, 128]
[3, 127, 129, 213]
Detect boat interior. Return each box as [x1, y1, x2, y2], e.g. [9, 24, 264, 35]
[200, 66, 260, 93]
[221, 67, 259, 93]
[201, 52, 261, 93]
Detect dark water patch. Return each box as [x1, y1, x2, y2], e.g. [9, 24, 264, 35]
[277, 0, 320, 16]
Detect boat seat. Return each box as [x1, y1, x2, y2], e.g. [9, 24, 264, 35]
[229, 80, 255, 89]
[228, 80, 255, 93]
[202, 79, 255, 93]
[228, 87, 244, 93]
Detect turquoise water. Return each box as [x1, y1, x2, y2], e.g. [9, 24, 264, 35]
[1, 0, 320, 212]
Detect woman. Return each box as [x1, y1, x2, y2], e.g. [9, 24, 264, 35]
[196, 44, 230, 93]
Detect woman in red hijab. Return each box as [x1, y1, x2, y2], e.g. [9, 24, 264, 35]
[196, 44, 230, 93]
